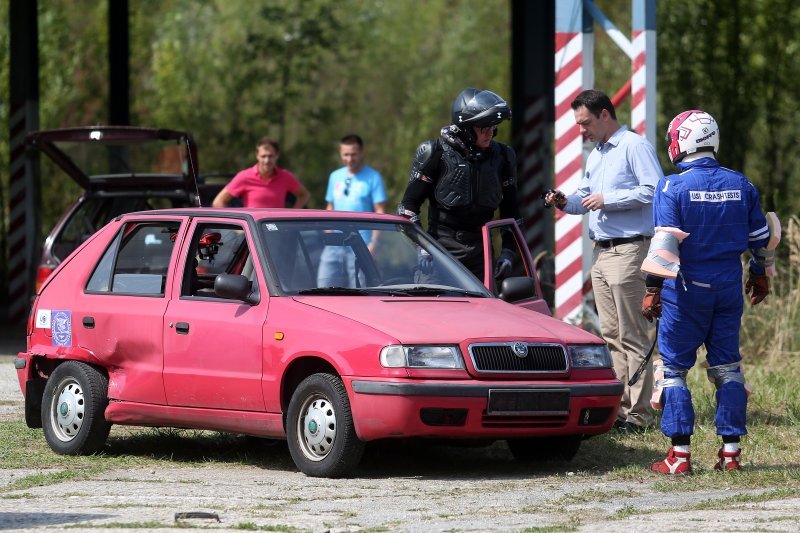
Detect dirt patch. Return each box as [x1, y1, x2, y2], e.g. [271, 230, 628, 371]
[2, 355, 799, 532]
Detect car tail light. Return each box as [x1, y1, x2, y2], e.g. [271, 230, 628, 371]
[26, 297, 37, 336]
[36, 265, 55, 293]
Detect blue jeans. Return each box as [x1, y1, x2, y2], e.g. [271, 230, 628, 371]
[317, 246, 364, 288]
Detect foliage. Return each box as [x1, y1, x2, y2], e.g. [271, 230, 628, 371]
[657, 0, 800, 219]
[0, 0, 799, 350]
[128, 0, 511, 211]
[5, 1, 793, 223]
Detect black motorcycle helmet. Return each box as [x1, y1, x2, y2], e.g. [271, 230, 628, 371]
[451, 88, 512, 128]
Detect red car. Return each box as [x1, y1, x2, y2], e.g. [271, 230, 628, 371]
[15, 208, 621, 477]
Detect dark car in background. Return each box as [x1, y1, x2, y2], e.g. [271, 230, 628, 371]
[27, 126, 203, 291]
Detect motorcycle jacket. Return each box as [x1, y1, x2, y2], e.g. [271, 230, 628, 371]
[399, 127, 520, 236]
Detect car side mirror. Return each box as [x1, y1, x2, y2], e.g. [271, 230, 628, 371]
[214, 274, 259, 305]
[498, 276, 536, 303]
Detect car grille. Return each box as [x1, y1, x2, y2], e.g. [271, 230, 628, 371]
[468, 343, 568, 373]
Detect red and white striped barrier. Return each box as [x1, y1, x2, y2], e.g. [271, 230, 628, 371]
[631, 29, 646, 136]
[553, 31, 586, 322]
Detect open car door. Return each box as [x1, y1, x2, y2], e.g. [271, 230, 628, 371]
[481, 218, 551, 315]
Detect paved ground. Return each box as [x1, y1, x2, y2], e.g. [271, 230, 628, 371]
[2, 326, 799, 532]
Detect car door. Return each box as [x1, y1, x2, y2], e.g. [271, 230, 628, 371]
[482, 218, 551, 315]
[77, 216, 187, 404]
[162, 218, 268, 411]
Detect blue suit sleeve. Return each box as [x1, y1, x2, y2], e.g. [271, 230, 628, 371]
[652, 176, 681, 229]
[746, 181, 769, 274]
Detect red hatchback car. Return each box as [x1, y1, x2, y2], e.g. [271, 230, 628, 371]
[16, 208, 622, 477]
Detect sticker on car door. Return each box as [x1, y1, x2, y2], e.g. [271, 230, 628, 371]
[52, 310, 73, 347]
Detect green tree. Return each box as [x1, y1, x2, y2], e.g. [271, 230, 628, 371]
[657, 0, 800, 219]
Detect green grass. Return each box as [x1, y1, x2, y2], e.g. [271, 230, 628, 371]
[0, 423, 295, 493]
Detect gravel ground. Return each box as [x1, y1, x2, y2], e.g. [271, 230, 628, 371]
[2, 331, 799, 532]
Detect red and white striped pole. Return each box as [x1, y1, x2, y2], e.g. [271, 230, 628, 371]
[553, 0, 591, 322]
[552, 0, 657, 324]
[632, 0, 657, 145]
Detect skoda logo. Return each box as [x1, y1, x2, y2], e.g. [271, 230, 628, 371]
[511, 342, 527, 358]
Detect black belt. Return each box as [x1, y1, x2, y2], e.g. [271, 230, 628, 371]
[432, 225, 482, 243]
[595, 235, 646, 248]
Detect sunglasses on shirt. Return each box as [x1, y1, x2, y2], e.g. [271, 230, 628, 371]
[344, 177, 352, 196]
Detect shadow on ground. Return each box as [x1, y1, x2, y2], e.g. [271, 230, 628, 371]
[100, 428, 657, 480]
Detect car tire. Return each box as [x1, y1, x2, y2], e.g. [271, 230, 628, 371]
[286, 373, 365, 478]
[41, 361, 111, 455]
[507, 435, 582, 462]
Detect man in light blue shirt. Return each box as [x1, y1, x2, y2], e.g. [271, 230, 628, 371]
[318, 134, 387, 287]
[545, 89, 663, 433]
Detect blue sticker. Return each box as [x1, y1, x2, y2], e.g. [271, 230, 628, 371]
[52, 310, 72, 347]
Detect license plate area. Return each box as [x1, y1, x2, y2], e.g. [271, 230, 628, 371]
[487, 389, 570, 415]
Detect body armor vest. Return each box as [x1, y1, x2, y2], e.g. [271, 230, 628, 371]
[434, 142, 503, 211]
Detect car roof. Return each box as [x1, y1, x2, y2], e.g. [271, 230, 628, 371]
[26, 126, 199, 194]
[116, 207, 411, 223]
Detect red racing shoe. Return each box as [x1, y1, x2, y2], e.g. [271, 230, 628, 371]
[651, 447, 692, 475]
[714, 448, 742, 471]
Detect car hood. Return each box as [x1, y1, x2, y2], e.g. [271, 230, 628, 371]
[293, 296, 602, 345]
[25, 126, 199, 194]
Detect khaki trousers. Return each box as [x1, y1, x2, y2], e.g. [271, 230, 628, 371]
[591, 240, 654, 427]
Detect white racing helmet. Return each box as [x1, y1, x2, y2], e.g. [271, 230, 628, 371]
[665, 110, 719, 164]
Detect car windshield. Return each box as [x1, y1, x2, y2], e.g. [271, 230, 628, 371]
[259, 219, 491, 297]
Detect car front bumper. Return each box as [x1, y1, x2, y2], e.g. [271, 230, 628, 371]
[347, 378, 623, 441]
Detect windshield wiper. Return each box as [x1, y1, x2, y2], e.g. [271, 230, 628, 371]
[383, 286, 486, 297]
[297, 286, 486, 297]
[296, 287, 371, 296]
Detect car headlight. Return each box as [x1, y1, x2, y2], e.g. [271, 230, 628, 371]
[380, 345, 464, 369]
[568, 344, 612, 368]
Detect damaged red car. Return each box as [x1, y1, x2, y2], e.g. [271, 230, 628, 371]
[16, 208, 622, 477]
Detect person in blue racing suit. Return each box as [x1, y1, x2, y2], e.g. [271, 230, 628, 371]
[641, 110, 775, 475]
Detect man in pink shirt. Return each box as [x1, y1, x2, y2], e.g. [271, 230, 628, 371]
[213, 137, 310, 208]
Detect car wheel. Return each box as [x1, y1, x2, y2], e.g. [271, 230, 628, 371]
[41, 361, 111, 455]
[507, 435, 582, 462]
[286, 373, 365, 478]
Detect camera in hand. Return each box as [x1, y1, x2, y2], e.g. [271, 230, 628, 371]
[541, 189, 565, 208]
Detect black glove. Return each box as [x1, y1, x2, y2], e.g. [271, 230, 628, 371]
[416, 248, 434, 276]
[745, 272, 769, 305]
[494, 249, 514, 279]
[641, 287, 662, 322]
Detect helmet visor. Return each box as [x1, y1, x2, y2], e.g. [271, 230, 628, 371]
[462, 91, 511, 127]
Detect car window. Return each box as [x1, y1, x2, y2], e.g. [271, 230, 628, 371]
[181, 224, 257, 299]
[260, 220, 490, 296]
[54, 195, 193, 262]
[488, 225, 530, 281]
[85, 221, 180, 295]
